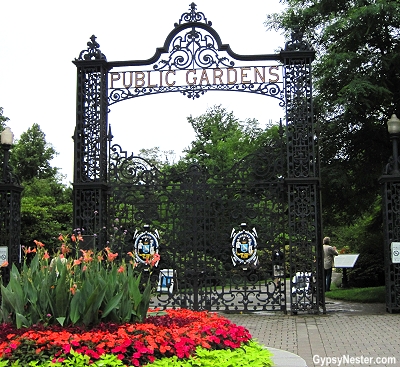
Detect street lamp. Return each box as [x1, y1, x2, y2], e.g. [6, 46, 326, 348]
[0, 126, 22, 282]
[387, 114, 400, 175]
[1, 127, 14, 182]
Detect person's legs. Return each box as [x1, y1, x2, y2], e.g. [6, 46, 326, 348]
[325, 267, 333, 291]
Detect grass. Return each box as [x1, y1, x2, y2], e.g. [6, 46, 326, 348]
[326, 284, 385, 303]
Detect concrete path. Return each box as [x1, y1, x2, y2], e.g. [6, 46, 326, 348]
[222, 299, 400, 367]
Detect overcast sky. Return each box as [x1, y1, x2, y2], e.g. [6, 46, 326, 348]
[0, 0, 286, 183]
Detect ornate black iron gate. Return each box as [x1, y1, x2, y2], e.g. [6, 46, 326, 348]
[108, 132, 286, 312]
[72, 4, 324, 314]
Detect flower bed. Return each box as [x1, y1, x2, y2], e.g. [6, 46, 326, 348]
[0, 309, 273, 367]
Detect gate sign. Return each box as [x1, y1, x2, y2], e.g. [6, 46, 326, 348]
[133, 226, 159, 266]
[231, 223, 258, 268]
[0, 246, 8, 266]
[391, 242, 400, 263]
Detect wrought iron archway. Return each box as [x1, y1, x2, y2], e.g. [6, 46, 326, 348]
[72, 3, 324, 314]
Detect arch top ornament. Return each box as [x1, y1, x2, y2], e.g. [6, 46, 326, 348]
[175, 2, 212, 26]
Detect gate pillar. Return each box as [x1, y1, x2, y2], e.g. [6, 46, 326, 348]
[380, 114, 400, 313]
[280, 29, 324, 314]
[73, 36, 109, 246]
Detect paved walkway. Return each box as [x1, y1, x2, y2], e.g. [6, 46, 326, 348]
[222, 299, 400, 367]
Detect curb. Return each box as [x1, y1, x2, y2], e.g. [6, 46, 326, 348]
[268, 347, 308, 367]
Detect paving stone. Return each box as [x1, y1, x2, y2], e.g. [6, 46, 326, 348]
[221, 299, 400, 367]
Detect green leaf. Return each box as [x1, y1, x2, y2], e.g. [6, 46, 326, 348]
[56, 316, 66, 326]
[70, 290, 83, 324]
[15, 312, 29, 329]
[101, 292, 123, 319]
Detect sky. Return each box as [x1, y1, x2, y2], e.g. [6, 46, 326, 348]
[0, 0, 286, 183]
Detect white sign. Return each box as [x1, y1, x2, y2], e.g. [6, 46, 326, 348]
[0, 246, 8, 266]
[157, 269, 176, 294]
[334, 254, 359, 268]
[391, 242, 400, 263]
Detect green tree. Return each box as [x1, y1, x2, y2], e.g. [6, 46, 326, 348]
[0, 107, 8, 130]
[7, 122, 72, 248]
[265, 0, 400, 225]
[20, 177, 72, 249]
[182, 105, 274, 173]
[9, 123, 58, 182]
[265, 0, 400, 286]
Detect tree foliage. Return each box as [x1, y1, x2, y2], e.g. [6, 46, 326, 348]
[182, 105, 278, 173]
[9, 123, 58, 183]
[266, 0, 400, 226]
[0, 107, 8, 130]
[0, 116, 73, 248]
[20, 177, 72, 249]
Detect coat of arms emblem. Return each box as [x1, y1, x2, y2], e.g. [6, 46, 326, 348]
[230, 223, 258, 269]
[133, 224, 159, 266]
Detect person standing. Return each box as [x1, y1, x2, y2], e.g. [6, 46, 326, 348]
[323, 237, 338, 292]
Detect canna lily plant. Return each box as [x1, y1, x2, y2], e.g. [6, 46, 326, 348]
[0, 233, 159, 329]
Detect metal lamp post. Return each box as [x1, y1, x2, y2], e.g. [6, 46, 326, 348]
[387, 114, 400, 175]
[0, 126, 23, 284]
[1, 127, 14, 182]
[381, 114, 400, 313]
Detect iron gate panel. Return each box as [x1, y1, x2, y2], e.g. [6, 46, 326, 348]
[108, 136, 287, 312]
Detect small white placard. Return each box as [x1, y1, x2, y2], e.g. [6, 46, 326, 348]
[391, 242, 400, 263]
[0, 246, 8, 266]
[334, 254, 359, 268]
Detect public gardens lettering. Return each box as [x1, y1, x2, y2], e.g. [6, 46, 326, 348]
[110, 66, 281, 89]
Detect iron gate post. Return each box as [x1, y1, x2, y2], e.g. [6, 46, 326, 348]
[380, 114, 400, 313]
[73, 36, 110, 246]
[0, 128, 23, 284]
[280, 28, 325, 314]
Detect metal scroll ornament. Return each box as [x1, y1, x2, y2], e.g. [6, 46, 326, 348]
[230, 223, 258, 269]
[133, 225, 159, 266]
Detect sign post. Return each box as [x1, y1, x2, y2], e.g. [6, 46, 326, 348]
[334, 254, 360, 288]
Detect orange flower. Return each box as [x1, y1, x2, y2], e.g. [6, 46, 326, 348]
[80, 249, 94, 263]
[145, 253, 160, 267]
[151, 253, 160, 267]
[117, 265, 125, 273]
[43, 251, 50, 260]
[70, 284, 77, 295]
[33, 240, 45, 248]
[0, 261, 8, 268]
[107, 252, 118, 262]
[73, 259, 82, 266]
[24, 247, 37, 254]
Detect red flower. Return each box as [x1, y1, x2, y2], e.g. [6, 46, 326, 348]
[0, 309, 252, 365]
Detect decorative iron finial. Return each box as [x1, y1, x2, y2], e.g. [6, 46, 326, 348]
[77, 35, 107, 61]
[175, 2, 212, 26]
[284, 27, 313, 52]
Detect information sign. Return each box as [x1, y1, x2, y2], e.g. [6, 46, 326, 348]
[391, 242, 400, 264]
[334, 254, 359, 268]
[0, 246, 8, 266]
